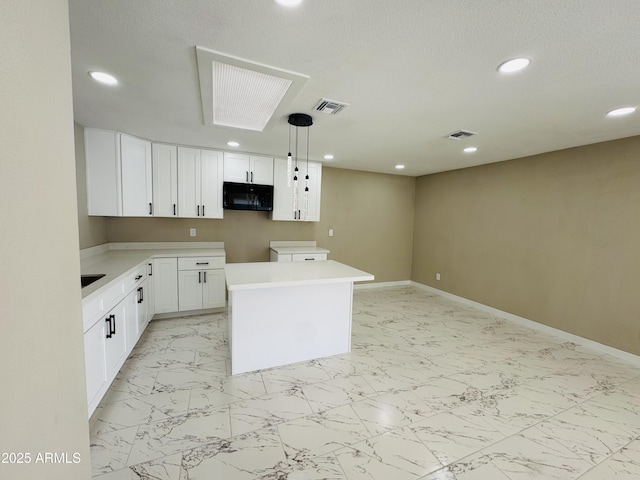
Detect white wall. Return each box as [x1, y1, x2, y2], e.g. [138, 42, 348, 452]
[0, 1, 91, 479]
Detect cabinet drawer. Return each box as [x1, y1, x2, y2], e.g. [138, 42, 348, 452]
[292, 253, 327, 262]
[123, 264, 147, 290]
[82, 281, 125, 332]
[178, 256, 224, 271]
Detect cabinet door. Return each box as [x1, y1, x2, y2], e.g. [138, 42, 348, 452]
[124, 289, 140, 355]
[84, 318, 108, 412]
[85, 128, 122, 216]
[271, 157, 295, 220]
[271, 159, 322, 221]
[105, 301, 128, 380]
[177, 147, 201, 218]
[153, 258, 178, 313]
[223, 152, 251, 183]
[301, 161, 322, 222]
[120, 133, 153, 217]
[144, 267, 155, 324]
[152, 143, 178, 217]
[135, 281, 149, 339]
[202, 269, 225, 309]
[200, 150, 224, 219]
[178, 270, 203, 311]
[249, 155, 274, 185]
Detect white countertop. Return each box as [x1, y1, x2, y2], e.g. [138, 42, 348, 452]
[225, 260, 374, 291]
[269, 246, 330, 255]
[80, 243, 225, 299]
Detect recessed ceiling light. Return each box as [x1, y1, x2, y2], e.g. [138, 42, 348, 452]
[323, 154, 334, 160]
[274, 0, 303, 7]
[88, 71, 118, 86]
[497, 57, 531, 74]
[606, 106, 636, 117]
[227, 141, 240, 147]
[395, 164, 405, 170]
[463, 147, 478, 153]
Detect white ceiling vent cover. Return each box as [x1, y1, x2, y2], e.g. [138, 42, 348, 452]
[314, 98, 349, 115]
[196, 46, 309, 132]
[448, 129, 477, 140]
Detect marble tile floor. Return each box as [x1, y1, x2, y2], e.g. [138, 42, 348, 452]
[90, 286, 640, 479]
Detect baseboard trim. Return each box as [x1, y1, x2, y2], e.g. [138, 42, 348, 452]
[407, 281, 640, 367]
[354, 280, 411, 290]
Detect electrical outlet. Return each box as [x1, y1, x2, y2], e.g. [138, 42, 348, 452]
[436, 273, 441, 281]
[190, 228, 196, 237]
[329, 228, 334, 237]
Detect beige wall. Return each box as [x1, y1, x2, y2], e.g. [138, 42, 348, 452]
[0, 1, 91, 479]
[74, 125, 416, 282]
[412, 136, 640, 355]
[315, 168, 415, 283]
[75, 122, 108, 248]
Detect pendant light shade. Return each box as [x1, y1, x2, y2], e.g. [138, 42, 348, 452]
[287, 113, 313, 220]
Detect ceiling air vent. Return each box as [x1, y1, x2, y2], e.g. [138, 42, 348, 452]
[448, 129, 477, 140]
[314, 98, 349, 115]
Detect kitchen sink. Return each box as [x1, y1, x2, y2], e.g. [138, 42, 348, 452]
[81, 274, 105, 288]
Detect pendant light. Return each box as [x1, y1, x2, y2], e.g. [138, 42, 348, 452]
[286, 124, 292, 187]
[287, 113, 313, 220]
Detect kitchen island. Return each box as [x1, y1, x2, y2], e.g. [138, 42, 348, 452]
[225, 260, 374, 374]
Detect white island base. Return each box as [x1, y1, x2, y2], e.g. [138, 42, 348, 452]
[225, 261, 374, 375]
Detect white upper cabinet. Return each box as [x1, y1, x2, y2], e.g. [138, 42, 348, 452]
[120, 134, 153, 216]
[272, 158, 322, 222]
[224, 152, 273, 185]
[85, 129, 152, 217]
[177, 147, 223, 219]
[152, 143, 178, 217]
[85, 128, 122, 216]
[200, 150, 224, 218]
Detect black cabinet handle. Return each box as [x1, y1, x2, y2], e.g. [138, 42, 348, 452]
[196, 262, 209, 265]
[105, 316, 112, 339]
[135, 274, 143, 281]
[198, 271, 202, 284]
[251, 171, 254, 183]
[204, 271, 207, 283]
[137, 286, 143, 303]
[149, 203, 153, 215]
[111, 314, 116, 336]
[246, 171, 249, 182]
[202, 205, 205, 216]
[197, 205, 200, 216]
[148, 263, 153, 276]
[173, 204, 176, 216]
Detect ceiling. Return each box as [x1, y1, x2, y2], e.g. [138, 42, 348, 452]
[69, 1, 640, 177]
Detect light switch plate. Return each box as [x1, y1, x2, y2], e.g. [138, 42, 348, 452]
[190, 228, 196, 237]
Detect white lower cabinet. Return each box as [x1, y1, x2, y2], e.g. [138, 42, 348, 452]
[83, 318, 108, 410]
[202, 269, 225, 309]
[106, 295, 129, 380]
[124, 288, 141, 354]
[271, 252, 328, 262]
[84, 253, 224, 417]
[178, 257, 225, 311]
[83, 264, 149, 417]
[153, 257, 179, 313]
[138, 276, 153, 332]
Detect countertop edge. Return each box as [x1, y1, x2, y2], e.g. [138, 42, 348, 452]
[227, 274, 375, 291]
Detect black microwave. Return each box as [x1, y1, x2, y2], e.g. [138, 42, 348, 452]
[223, 182, 274, 211]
